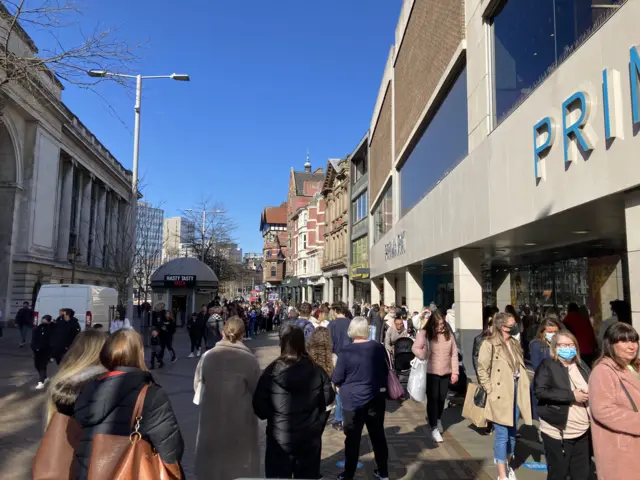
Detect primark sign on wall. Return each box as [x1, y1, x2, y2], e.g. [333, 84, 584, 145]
[533, 45, 640, 181]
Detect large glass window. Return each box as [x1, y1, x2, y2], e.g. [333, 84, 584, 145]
[492, 0, 620, 124]
[399, 67, 468, 217]
[373, 183, 393, 243]
[352, 192, 368, 224]
[351, 236, 369, 265]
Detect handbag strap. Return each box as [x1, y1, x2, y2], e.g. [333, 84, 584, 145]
[488, 344, 494, 378]
[620, 379, 638, 412]
[130, 384, 151, 430]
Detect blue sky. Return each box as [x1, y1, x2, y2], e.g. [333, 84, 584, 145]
[28, 0, 401, 253]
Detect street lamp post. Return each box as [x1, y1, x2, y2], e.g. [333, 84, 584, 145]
[88, 69, 190, 322]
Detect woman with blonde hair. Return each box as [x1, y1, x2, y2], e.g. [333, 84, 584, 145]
[477, 312, 532, 480]
[195, 316, 261, 480]
[46, 329, 109, 425]
[72, 329, 184, 478]
[534, 329, 593, 479]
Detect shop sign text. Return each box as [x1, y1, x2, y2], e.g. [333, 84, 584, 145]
[384, 232, 406, 261]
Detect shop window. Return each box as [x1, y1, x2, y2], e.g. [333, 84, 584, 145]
[399, 67, 468, 217]
[491, 0, 621, 125]
[373, 184, 393, 243]
[352, 192, 368, 224]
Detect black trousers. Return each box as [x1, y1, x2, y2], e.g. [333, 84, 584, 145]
[190, 332, 203, 352]
[426, 373, 450, 428]
[264, 434, 321, 479]
[33, 351, 49, 382]
[343, 393, 389, 479]
[160, 335, 175, 359]
[541, 431, 595, 480]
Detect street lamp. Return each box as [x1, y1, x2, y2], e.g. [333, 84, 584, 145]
[185, 208, 225, 263]
[88, 69, 190, 322]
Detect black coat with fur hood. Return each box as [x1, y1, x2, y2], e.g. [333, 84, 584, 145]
[50, 365, 107, 417]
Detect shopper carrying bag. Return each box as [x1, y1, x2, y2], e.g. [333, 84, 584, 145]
[407, 358, 427, 403]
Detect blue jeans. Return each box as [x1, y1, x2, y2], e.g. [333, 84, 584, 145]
[249, 319, 255, 338]
[493, 380, 520, 464]
[19, 324, 30, 343]
[334, 393, 344, 423]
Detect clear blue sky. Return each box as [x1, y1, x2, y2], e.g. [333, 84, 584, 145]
[29, 0, 401, 253]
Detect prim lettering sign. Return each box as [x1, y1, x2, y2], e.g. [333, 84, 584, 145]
[533, 45, 640, 181]
[384, 231, 406, 261]
[164, 275, 196, 288]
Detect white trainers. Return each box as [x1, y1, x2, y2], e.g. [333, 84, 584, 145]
[196, 349, 201, 357]
[188, 352, 195, 358]
[35, 382, 45, 390]
[431, 428, 444, 443]
[507, 465, 517, 480]
[437, 420, 444, 434]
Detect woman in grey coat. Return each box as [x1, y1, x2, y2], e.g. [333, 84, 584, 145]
[194, 316, 261, 480]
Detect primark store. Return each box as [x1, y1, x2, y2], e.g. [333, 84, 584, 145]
[367, 0, 639, 360]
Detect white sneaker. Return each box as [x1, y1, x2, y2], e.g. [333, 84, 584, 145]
[437, 420, 444, 434]
[35, 382, 45, 390]
[188, 352, 195, 358]
[196, 349, 201, 357]
[507, 465, 517, 480]
[431, 428, 444, 443]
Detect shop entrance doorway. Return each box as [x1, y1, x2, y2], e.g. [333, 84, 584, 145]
[172, 295, 187, 327]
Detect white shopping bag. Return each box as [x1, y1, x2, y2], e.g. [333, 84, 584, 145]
[407, 357, 427, 403]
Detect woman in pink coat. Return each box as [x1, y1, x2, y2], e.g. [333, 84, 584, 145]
[589, 322, 640, 480]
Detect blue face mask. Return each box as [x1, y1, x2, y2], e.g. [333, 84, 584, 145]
[545, 332, 556, 343]
[557, 347, 577, 361]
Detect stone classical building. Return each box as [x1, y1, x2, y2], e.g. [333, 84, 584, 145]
[321, 158, 350, 303]
[0, 30, 135, 319]
[291, 193, 326, 304]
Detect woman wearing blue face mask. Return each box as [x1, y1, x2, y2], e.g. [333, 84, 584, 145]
[529, 318, 563, 425]
[534, 330, 594, 480]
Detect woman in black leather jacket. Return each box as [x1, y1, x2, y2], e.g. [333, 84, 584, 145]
[534, 330, 594, 480]
[72, 329, 184, 479]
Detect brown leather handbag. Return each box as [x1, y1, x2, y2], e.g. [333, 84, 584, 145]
[33, 411, 82, 480]
[87, 384, 183, 480]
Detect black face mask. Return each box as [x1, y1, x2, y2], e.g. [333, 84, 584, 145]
[507, 325, 519, 336]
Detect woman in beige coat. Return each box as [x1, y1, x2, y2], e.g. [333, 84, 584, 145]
[477, 312, 532, 480]
[194, 316, 261, 480]
[589, 322, 640, 480]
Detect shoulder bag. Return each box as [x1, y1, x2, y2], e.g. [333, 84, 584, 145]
[87, 384, 183, 480]
[473, 344, 494, 408]
[33, 411, 82, 480]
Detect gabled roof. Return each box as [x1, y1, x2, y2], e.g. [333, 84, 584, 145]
[292, 170, 325, 196]
[322, 157, 348, 194]
[260, 203, 287, 231]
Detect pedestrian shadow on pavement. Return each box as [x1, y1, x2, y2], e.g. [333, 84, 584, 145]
[320, 423, 491, 479]
[512, 424, 545, 468]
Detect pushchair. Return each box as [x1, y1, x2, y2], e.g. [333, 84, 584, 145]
[393, 337, 415, 392]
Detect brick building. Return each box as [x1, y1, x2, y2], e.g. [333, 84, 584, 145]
[284, 157, 324, 304]
[291, 193, 326, 304]
[321, 158, 350, 303]
[259, 203, 288, 295]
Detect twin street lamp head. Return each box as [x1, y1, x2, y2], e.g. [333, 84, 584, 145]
[87, 70, 190, 81]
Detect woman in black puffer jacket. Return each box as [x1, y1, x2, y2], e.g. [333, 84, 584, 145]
[253, 324, 335, 479]
[72, 329, 184, 479]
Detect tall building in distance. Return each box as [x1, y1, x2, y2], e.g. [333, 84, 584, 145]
[163, 216, 195, 262]
[135, 202, 165, 273]
[260, 203, 288, 293]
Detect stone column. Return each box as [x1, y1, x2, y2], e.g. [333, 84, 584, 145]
[73, 170, 84, 242]
[625, 192, 640, 330]
[371, 278, 381, 306]
[79, 174, 93, 264]
[342, 275, 348, 303]
[94, 186, 107, 268]
[56, 160, 75, 260]
[495, 271, 512, 311]
[348, 279, 355, 308]
[454, 250, 484, 366]
[301, 285, 307, 302]
[328, 277, 335, 303]
[406, 265, 424, 314]
[383, 274, 395, 307]
[307, 285, 313, 304]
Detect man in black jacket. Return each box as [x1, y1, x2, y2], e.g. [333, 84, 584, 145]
[369, 305, 385, 344]
[32, 314, 52, 388]
[188, 305, 208, 357]
[15, 301, 32, 347]
[50, 308, 81, 364]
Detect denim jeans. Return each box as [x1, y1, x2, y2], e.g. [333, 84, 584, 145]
[334, 393, 344, 423]
[249, 319, 256, 338]
[19, 324, 29, 343]
[493, 379, 520, 464]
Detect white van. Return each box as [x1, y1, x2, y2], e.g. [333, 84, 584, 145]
[34, 284, 118, 330]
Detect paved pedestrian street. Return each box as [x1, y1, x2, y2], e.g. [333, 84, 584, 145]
[0, 327, 546, 479]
